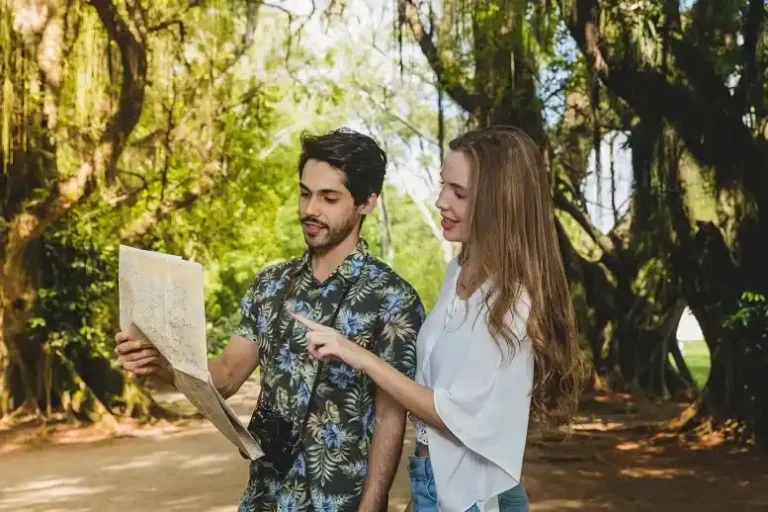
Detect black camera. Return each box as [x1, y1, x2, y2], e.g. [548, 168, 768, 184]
[246, 383, 303, 476]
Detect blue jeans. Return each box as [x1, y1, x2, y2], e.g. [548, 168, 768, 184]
[407, 454, 529, 512]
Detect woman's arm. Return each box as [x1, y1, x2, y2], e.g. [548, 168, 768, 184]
[292, 313, 453, 437]
[358, 350, 450, 436]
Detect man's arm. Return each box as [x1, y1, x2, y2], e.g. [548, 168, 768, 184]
[208, 335, 259, 398]
[359, 389, 407, 512]
[118, 267, 270, 395]
[116, 335, 259, 398]
[358, 282, 425, 510]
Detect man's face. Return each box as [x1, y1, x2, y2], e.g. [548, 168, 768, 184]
[299, 159, 368, 251]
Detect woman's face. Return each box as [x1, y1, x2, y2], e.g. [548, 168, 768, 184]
[435, 150, 471, 243]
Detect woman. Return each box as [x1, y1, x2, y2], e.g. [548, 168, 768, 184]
[294, 126, 582, 512]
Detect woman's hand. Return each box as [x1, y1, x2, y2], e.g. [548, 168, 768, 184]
[295, 313, 452, 437]
[292, 314, 373, 371]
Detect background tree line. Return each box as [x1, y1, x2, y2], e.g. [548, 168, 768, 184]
[1, 0, 765, 448]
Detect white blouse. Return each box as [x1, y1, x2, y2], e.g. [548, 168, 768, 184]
[415, 259, 534, 512]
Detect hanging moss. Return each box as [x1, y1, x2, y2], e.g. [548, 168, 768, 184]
[1, 0, 16, 171]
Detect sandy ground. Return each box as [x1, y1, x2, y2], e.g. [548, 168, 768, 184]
[1, 382, 766, 512]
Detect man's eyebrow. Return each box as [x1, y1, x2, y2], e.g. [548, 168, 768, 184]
[300, 183, 344, 194]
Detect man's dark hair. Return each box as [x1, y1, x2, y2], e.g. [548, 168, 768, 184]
[298, 128, 387, 204]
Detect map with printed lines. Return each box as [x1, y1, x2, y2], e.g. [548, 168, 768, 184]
[119, 245, 262, 460]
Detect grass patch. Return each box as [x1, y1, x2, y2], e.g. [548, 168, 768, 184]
[673, 339, 710, 388]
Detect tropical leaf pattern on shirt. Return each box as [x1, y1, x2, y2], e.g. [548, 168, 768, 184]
[235, 239, 424, 512]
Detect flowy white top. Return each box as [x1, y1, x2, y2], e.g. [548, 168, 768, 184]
[415, 259, 534, 512]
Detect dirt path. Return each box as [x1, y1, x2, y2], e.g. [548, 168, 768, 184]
[1, 383, 766, 511]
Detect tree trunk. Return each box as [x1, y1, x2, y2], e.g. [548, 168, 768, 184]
[563, 0, 768, 444]
[0, 227, 159, 423]
[471, 0, 546, 142]
[402, 0, 687, 398]
[669, 329, 697, 389]
[664, 128, 767, 446]
[378, 193, 396, 263]
[1, 0, 151, 422]
[0, 310, 9, 415]
[623, 296, 688, 398]
[685, 273, 768, 448]
[0, 232, 42, 416]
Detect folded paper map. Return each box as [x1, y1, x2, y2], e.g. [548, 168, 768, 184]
[118, 245, 263, 460]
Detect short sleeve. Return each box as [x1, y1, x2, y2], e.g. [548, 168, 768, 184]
[374, 283, 425, 380]
[432, 291, 533, 482]
[231, 270, 271, 345]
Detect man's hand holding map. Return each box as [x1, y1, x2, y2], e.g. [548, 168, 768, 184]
[118, 245, 263, 460]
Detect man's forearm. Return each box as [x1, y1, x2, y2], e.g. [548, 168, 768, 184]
[359, 405, 406, 511]
[149, 358, 232, 396]
[208, 357, 238, 398]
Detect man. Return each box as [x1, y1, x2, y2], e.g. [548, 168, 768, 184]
[115, 128, 425, 512]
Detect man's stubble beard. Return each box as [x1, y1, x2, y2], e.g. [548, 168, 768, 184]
[303, 213, 360, 253]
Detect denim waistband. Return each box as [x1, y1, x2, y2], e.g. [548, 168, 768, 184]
[407, 454, 434, 483]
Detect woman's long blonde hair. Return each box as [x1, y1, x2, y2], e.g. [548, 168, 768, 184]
[450, 125, 582, 427]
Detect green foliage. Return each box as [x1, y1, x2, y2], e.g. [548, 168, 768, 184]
[383, 187, 448, 310]
[31, 208, 121, 360]
[3, 1, 501, 420]
[719, 292, 768, 430]
[679, 339, 711, 389]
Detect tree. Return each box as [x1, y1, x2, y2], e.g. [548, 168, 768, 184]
[1, 0, 151, 420]
[396, 0, 689, 397]
[0, 0, 457, 424]
[0, 0, 274, 422]
[560, 0, 768, 446]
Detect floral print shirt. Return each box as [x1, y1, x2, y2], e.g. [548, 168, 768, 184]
[234, 239, 425, 512]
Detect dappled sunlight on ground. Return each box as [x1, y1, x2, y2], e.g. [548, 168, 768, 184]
[619, 467, 697, 479]
[519, 392, 768, 511]
[1, 477, 110, 510]
[0, 428, 250, 512]
[571, 421, 626, 431]
[532, 499, 613, 511]
[1, 384, 766, 511]
[0, 382, 260, 512]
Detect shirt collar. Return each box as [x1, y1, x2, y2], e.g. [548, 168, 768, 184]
[296, 238, 369, 283]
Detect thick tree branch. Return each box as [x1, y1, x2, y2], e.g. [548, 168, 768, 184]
[554, 183, 615, 258]
[560, 0, 768, 216]
[741, 0, 766, 115]
[120, 163, 219, 244]
[615, 60, 766, 215]
[559, 0, 606, 73]
[7, 0, 148, 252]
[90, 0, 148, 184]
[400, 0, 479, 113]
[130, 128, 164, 148]
[149, 18, 184, 36]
